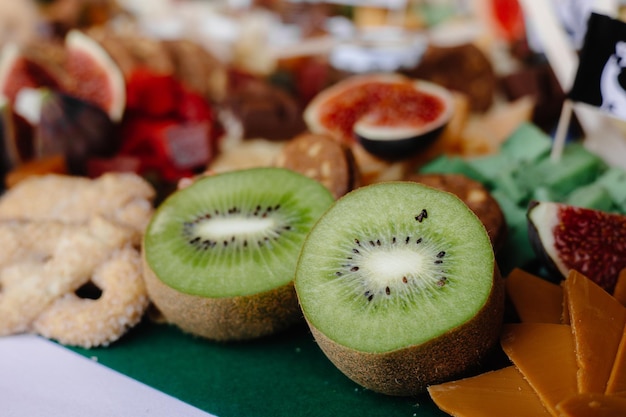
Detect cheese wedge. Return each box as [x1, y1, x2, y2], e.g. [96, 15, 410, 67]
[500, 323, 578, 417]
[564, 270, 626, 393]
[606, 269, 626, 395]
[427, 366, 551, 417]
[607, 331, 626, 395]
[505, 268, 563, 324]
[612, 268, 626, 307]
[556, 392, 626, 417]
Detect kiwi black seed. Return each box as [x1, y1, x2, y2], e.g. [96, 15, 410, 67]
[294, 181, 504, 396]
[143, 167, 335, 341]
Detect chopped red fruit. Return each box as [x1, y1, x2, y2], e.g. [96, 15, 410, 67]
[177, 91, 215, 122]
[118, 117, 216, 182]
[125, 68, 183, 118]
[160, 122, 213, 169]
[86, 155, 142, 178]
[99, 68, 224, 184]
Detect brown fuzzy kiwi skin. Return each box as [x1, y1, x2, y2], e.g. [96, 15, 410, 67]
[304, 264, 505, 396]
[142, 253, 302, 342]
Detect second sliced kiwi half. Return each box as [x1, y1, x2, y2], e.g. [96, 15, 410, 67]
[143, 167, 335, 341]
[294, 181, 504, 396]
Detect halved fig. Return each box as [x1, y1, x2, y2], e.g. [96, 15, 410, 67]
[303, 73, 453, 160]
[64, 30, 126, 122]
[527, 200, 626, 293]
[0, 42, 67, 104]
[36, 90, 118, 175]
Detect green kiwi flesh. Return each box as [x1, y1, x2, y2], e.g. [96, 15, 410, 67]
[294, 181, 504, 395]
[143, 167, 335, 340]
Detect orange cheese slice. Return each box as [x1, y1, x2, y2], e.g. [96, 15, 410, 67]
[500, 323, 578, 417]
[612, 268, 626, 307]
[607, 331, 626, 395]
[606, 269, 626, 395]
[427, 366, 551, 417]
[505, 268, 563, 324]
[556, 392, 626, 417]
[564, 270, 626, 393]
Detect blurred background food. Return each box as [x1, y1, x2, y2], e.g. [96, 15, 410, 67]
[0, 0, 625, 248]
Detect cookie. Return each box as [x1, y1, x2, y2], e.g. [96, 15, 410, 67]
[0, 172, 155, 347]
[0, 172, 155, 235]
[0, 216, 138, 337]
[274, 133, 360, 199]
[33, 246, 149, 348]
[406, 173, 507, 251]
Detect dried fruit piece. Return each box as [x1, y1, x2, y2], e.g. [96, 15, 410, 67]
[527, 201, 626, 293]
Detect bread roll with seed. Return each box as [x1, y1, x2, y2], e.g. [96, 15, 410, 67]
[406, 173, 506, 251]
[275, 133, 360, 199]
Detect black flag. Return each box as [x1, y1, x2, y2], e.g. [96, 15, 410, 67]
[569, 12, 626, 119]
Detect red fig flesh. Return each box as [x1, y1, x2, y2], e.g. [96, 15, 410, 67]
[527, 201, 626, 293]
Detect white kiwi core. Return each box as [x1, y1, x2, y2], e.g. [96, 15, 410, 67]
[362, 249, 427, 283]
[196, 216, 278, 240]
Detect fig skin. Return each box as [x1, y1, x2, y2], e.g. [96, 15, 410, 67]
[352, 80, 454, 160]
[527, 200, 563, 281]
[305, 265, 505, 396]
[355, 124, 446, 161]
[527, 200, 626, 293]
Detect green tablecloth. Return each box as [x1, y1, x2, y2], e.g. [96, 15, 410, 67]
[71, 320, 448, 417]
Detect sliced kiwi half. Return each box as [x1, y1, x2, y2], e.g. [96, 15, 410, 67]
[143, 167, 335, 341]
[294, 181, 504, 396]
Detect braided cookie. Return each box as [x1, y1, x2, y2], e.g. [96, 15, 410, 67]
[33, 246, 148, 348]
[0, 173, 155, 347]
[0, 172, 155, 234]
[0, 216, 136, 337]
